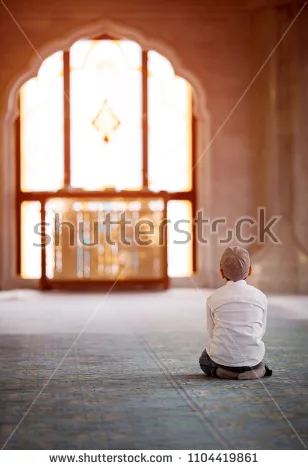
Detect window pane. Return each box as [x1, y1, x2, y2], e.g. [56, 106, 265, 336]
[21, 201, 41, 279]
[148, 51, 192, 192]
[70, 40, 142, 190]
[167, 200, 192, 277]
[20, 52, 64, 191]
[45, 198, 165, 280]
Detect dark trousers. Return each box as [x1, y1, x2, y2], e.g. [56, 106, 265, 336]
[199, 349, 272, 377]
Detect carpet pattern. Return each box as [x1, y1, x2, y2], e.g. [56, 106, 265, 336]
[0, 290, 307, 450]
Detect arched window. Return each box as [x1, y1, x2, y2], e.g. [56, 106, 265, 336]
[17, 37, 196, 288]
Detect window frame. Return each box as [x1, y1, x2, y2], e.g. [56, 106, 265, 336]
[16, 36, 197, 285]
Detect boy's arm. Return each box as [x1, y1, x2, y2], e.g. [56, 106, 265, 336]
[206, 300, 214, 338]
[261, 297, 268, 338]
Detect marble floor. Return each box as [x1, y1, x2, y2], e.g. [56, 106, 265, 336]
[0, 289, 307, 450]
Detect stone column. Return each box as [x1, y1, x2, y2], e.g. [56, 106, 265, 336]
[293, 6, 308, 293]
[251, 2, 308, 293]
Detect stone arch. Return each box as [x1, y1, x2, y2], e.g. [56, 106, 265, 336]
[1, 18, 211, 289]
[4, 18, 209, 121]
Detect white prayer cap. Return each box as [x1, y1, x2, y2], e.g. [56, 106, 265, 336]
[220, 246, 250, 281]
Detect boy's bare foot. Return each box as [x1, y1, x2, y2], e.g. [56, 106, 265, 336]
[216, 368, 239, 380]
[238, 363, 266, 380]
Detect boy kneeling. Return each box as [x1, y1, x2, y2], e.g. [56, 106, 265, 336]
[199, 246, 272, 380]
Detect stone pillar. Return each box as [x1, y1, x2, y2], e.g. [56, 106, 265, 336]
[293, 6, 308, 293]
[250, 2, 308, 293]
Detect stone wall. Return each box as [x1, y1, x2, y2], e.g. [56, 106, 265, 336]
[0, 0, 307, 293]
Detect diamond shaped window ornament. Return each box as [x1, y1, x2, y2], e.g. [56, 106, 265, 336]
[92, 99, 120, 143]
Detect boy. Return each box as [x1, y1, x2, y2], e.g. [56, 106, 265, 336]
[199, 246, 272, 380]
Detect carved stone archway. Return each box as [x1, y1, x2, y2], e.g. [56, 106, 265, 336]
[0, 19, 211, 290]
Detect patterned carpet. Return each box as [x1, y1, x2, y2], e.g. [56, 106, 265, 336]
[0, 289, 307, 450]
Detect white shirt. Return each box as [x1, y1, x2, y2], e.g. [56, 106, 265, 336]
[206, 280, 267, 367]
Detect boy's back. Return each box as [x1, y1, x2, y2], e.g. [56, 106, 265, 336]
[206, 280, 267, 367]
[199, 246, 272, 380]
